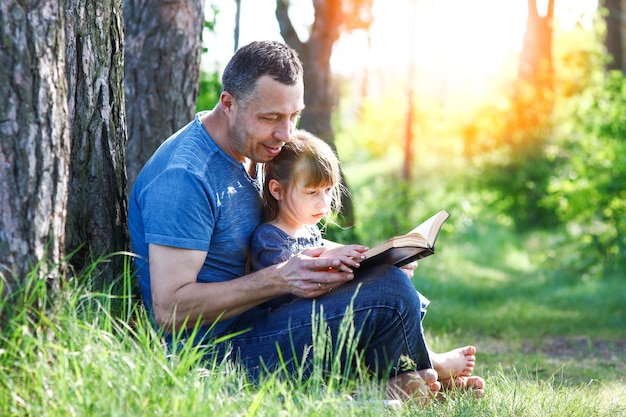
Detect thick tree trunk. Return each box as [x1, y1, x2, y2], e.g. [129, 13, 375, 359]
[124, 0, 205, 191]
[0, 1, 70, 294]
[64, 0, 128, 283]
[276, 0, 355, 226]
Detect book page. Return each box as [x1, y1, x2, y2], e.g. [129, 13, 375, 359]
[407, 210, 449, 247]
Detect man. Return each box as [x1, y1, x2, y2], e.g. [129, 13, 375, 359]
[128, 40, 483, 401]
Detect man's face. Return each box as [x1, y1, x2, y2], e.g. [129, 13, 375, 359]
[229, 75, 305, 164]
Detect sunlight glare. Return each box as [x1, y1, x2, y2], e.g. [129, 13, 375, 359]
[205, 0, 599, 99]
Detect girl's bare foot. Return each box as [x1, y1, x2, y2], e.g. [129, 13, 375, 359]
[387, 368, 441, 404]
[440, 375, 486, 399]
[465, 375, 485, 398]
[430, 345, 476, 380]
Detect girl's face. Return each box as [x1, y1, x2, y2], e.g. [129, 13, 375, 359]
[273, 178, 335, 228]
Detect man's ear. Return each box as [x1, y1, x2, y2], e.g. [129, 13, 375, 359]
[220, 91, 236, 114]
[268, 179, 282, 200]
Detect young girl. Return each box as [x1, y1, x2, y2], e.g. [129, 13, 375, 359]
[250, 130, 368, 298]
[250, 130, 485, 399]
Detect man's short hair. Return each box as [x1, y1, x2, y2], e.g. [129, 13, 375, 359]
[221, 40, 304, 104]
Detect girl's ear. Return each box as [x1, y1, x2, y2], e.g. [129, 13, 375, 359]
[268, 179, 282, 200]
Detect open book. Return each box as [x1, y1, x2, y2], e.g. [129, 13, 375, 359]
[358, 210, 450, 269]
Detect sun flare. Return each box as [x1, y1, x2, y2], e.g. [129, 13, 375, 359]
[330, 0, 598, 99]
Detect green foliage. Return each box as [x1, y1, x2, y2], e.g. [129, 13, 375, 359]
[543, 71, 626, 273]
[469, 121, 561, 230]
[334, 92, 408, 163]
[196, 6, 221, 112]
[197, 69, 221, 112]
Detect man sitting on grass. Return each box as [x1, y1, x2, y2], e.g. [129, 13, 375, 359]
[128, 40, 485, 402]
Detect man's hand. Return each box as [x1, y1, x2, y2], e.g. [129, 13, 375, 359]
[279, 248, 358, 298]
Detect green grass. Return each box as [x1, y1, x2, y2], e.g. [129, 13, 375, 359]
[2, 164, 625, 416]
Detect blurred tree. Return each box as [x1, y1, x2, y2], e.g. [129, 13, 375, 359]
[603, 0, 625, 72]
[460, 0, 561, 229]
[516, 0, 555, 129]
[275, 0, 374, 226]
[234, 0, 241, 51]
[124, 0, 205, 191]
[545, 71, 626, 274]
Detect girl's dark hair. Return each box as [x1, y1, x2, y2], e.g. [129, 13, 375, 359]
[262, 130, 343, 222]
[222, 40, 303, 105]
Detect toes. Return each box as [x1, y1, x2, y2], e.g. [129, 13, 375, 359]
[464, 345, 477, 355]
[466, 376, 485, 390]
[418, 368, 438, 385]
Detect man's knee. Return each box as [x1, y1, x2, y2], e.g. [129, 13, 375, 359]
[354, 265, 422, 313]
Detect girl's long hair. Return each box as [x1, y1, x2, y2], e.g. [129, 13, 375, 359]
[261, 130, 343, 223]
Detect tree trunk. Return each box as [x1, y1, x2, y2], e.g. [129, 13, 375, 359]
[519, 0, 554, 90]
[604, 0, 625, 73]
[64, 0, 128, 283]
[234, 0, 242, 51]
[0, 1, 70, 294]
[276, 0, 358, 226]
[124, 0, 205, 191]
[514, 0, 555, 130]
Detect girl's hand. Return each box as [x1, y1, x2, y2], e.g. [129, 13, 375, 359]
[301, 244, 368, 272]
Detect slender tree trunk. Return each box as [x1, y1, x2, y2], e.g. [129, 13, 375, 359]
[234, 0, 242, 51]
[519, 0, 554, 91]
[124, 0, 205, 191]
[0, 1, 70, 294]
[64, 0, 128, 283]
[514, 0, 555, 131]
[604, 0, 624, 72]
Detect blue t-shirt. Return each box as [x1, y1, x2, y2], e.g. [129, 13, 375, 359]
[128, 112, 263, 337]
[251, 223, 322, 270]
[250, 223, 323, 309]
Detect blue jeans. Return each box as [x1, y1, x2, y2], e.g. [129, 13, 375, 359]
[180, 265, 432, 381]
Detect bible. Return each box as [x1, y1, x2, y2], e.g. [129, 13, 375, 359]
[358, 210, 450, 269]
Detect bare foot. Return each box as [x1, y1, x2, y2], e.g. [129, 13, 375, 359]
[387, 369, 441, 403]
[430, 345, 476, 380]
[466, 376, 485, 398]
[440, 375, 486, 399]
[431, 346, 486, 398]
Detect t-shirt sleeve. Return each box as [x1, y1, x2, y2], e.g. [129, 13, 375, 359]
[139, 167, 215, 251]
[250, 224, 294, 270]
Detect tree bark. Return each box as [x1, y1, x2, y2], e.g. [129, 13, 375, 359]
[0, 1, 70, 294]
[124, 0, 205, 191]
[64, 0, 128, 282]
[275, 0, 374, 226]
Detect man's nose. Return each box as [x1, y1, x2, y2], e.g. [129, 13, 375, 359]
[274, 118, 294, 142]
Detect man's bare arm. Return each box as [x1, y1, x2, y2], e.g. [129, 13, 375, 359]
[149, 244, 355, 333]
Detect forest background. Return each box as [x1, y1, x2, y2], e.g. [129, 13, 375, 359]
[0, 0, 624, 415]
